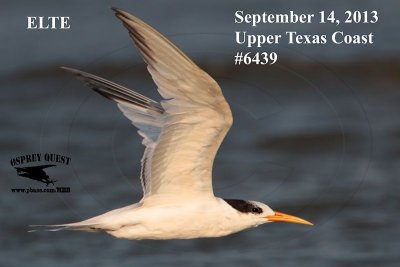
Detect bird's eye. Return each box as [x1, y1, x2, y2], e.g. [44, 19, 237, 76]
[252, 207, 262, 213]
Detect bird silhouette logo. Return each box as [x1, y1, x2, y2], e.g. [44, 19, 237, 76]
[14, 165, 57, 186]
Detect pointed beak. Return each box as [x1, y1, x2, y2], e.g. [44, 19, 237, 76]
[266, 211, 313, 226]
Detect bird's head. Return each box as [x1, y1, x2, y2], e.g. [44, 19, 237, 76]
[223, 199, 313, 227]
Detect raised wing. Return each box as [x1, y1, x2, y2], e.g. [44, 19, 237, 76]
[64, 8, 233, 202]
[61, 67, 163, 197]
[112, 8, 233, 200]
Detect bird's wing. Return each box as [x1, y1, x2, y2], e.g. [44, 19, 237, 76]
[113, 8, 233, 200]
[61, 67, 163, 197]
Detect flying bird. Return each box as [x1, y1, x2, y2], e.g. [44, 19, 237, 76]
[15, 164, 57, 186]
[34, 8, 312, 239]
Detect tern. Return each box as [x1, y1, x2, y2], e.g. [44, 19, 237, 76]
[37, 8, 312, 240]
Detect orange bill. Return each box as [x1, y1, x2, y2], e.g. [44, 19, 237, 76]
[266, 211, 313, 226]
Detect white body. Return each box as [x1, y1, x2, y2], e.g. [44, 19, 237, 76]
[72, 198, 273, 240]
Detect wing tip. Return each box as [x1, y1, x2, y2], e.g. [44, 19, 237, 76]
[60, 66, 81, 75]
[111, 6, 123, 14]
[61, 66, 94, 82]
[60, 66, 72, 71]
[110, 8, 156, 64]
[111, 7, 133, 22]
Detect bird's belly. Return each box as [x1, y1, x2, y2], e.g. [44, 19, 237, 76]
[107, 208, 242, 240]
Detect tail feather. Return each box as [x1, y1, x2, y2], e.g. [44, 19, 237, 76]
[29, 204, 141, 234]
[28, 222, 103, 233]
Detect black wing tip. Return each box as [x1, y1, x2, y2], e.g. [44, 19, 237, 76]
[110, 8, 154, 62]
[61, 67, 94, 87]
[61, 66, 93, 80]
[61, 66, 164, 112]
[111, 6, 122, 13]
[60, 66, 81, 75]
[111, 7, 143, 30]
[111, 7, 131, 20]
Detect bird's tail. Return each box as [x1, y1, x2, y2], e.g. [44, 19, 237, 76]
[29, 221, 103, 233]
[28, 204, 140, 233]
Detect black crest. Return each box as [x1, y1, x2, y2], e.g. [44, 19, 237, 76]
[223, 199, 263, 214]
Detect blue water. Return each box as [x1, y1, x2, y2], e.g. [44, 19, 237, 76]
[1, 1, 399, 266]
